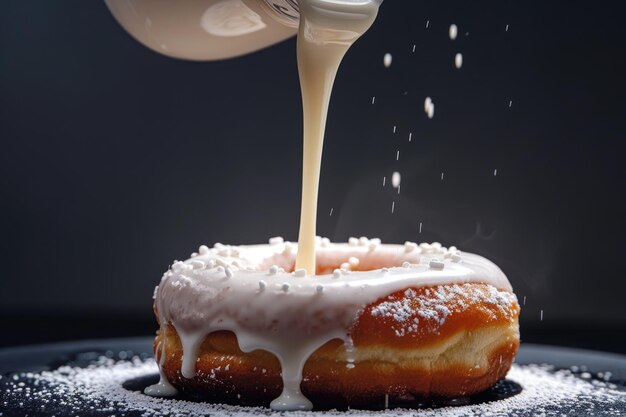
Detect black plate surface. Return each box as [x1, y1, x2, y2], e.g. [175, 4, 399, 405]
[0, 337, 625, 416]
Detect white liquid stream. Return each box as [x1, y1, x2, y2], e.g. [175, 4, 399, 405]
[294, 0, 380, 274]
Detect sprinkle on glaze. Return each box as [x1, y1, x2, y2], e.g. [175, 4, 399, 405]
[150, 239, 513, 410]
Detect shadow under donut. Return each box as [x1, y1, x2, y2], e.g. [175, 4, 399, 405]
[123, 374, 523, 411]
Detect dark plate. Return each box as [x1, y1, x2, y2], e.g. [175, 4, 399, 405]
[0, 337, 625, 416]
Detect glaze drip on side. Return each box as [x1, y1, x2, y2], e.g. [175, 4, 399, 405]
[148, 238, 513, 410]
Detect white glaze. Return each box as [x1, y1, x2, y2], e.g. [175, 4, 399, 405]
[144, 328, 178, 397]
[150, 238, 512, 409]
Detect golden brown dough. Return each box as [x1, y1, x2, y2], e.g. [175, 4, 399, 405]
[154, 282, 520, 407]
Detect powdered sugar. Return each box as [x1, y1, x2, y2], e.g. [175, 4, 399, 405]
[370, 284, 517, 338]
[1, 356, 624, 417]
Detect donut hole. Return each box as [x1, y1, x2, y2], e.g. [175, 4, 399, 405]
[258, 249, 409, 275]
[315, 251, 408, 274]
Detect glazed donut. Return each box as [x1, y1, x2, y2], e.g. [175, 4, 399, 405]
[147, 238, 520, 410]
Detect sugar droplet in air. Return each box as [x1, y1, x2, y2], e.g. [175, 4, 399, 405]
[396, 150, 400, 160]
[329, 207, 333, 216]
[408, 132, 412, 142]
[424, 97, 435, 119]
[455, 53, 463, 69]
[449, 24, 458, 40]
[506, 24, 509, 32]
[425, 20, 430, 29]
[391, 201, 395, 213]
[383, 53, 392, 68]
[494, 169, 498, 176]
[391, 171, 401, 188]
[371, 96, 376, 104]
[419, 222, 423, 233]
[382, 176, 386, 187]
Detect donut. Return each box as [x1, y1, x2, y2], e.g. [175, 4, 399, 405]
[147, 238, 520, 410]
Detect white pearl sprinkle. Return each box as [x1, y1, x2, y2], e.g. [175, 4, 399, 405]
[198, 245, 210, 255]
[269, 236, 284, 245]
[348, 257, 360, 267]
[281, 282, 291, 292]
[294, 269, 307, 278]
[315, 284, 324, 294]
[269, 265, 279, 275]
[404, 241, 418, 253]
[216, 266, 225, 273]
[348, 237, 359, 246]
[429, 259, 445, 270]
[451, 253, 462, 263]
[333, 269, 342, 279]
[340, 262, 351, 270]
[258, 280, 267, 290]
[321, 237, 331, 247]
[359, 236, 369, 246]
[402, 261, 412, 268]
[224, 267, 234, 279]
[190, 260, 205, 270]
[206, 259, 216, 268]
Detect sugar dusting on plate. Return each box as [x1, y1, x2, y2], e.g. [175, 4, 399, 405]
[1, 356, 625, 417]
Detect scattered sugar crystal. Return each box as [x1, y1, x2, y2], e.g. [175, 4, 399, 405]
[383, 53, 392, 68]
[449, 24, 458, 40]
[392, 172, 401, 188]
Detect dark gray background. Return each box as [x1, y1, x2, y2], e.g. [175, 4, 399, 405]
[1, 1, 624, 351]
